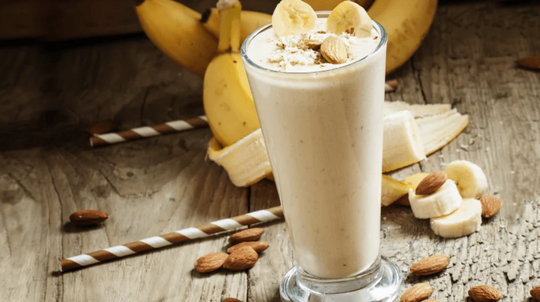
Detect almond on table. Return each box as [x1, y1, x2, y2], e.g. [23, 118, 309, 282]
[194, 252, 229, 273]
[223, 246, 258, 271]
[400, 283, 433, 302]
[228, 228, 265, 244]
[468, 285, 501, 302]
[227, 241, 270, 254]
[69, 209, 109, 226]
[479, 195, 502, 218]
[410, 254, 450, 276]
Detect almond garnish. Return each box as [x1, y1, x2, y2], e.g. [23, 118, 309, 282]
[531, 285, 540, 301]
[304, 39, 322, 50]
[479, 195, 502, 218]
[415, 171, 447, 195]
[410, 255, 450, 276]
[69, 209, 109, 226]
[194, 252, 228, 273]
[228, 228, 265, 244]
[400, 283, 433, 302]
[320, 36, 348, 64]
[227, 241, 270, 254]
[223, 246, 258, 271]
[468, 285, 501, 302]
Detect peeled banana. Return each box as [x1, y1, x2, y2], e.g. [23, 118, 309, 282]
[135, 0, 217, 77]
[203, 0, 261, 147]
[368, 0, 438, 74]
[382, 111, 426, 172]
[201, 8, 272, 42]
[430, 198, 482, 238]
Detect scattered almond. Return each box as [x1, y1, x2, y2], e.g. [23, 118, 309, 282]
[223, 298, 242, 302]
[400, 283, 433, 302]
[468, 285, 501, 302]
[69, 209, 109, 226]
[531, 285, 540, 301]
[223, 246, 258, 271]
[228, 228, 265, 244]
[194, 252, 228, 273]
[479, 195, 502, 218]
[89, 120, 120, 136]
[410, 255, 450, 276]
[416, 171, 447, 195]
[320, 36, 348, 64]
[227, 241, 270, 254]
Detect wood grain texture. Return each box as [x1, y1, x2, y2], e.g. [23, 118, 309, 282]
[0, 1, 539, 302]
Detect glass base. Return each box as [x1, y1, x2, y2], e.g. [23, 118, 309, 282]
[280, 257, 402, 302]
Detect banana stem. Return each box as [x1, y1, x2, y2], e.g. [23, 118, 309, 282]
[217, 1, 242, 53]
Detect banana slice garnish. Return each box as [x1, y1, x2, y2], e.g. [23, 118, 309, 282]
[272, 0, 317, 37]
[409, 179, 463, 219]
[326, 1, 372, 38]
[430, 198, 482, 238]
[445, 160, 488, 199]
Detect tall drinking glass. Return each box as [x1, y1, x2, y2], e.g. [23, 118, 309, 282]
[241, 14, 402, 302]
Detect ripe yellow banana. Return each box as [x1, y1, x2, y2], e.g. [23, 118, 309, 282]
[201, 8, 272, 42]
[368, 0, 438, 74]
[303, 0, 374, 11]
[135, 0, 217, 77]
[203, 0, 260, 147]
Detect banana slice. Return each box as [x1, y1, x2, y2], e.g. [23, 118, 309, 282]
[430, 198, 482, 238]
[326, 1, 372, 38]
[272, 0, 317, 37]
[207, 129, 272, 187]
[395, 173, 430, 206]
[445, 160, 488, 199]
[409, 179, 463, 219]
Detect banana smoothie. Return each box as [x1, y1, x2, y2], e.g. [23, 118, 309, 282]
[242, 1, 387, 279]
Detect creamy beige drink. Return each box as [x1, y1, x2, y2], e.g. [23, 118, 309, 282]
[243, 16, 385, 279]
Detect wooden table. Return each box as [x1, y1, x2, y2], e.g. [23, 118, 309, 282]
[1, 2, 539, 301]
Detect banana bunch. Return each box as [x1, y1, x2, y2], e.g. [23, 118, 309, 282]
[135, 0, 437, 76]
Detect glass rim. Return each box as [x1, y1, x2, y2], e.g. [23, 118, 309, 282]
[240, 11, 388, 75]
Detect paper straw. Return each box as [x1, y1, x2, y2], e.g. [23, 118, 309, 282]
[385, 79, 398, 92]
[60, 206, 284, 272]
[90, 116, 208, 147]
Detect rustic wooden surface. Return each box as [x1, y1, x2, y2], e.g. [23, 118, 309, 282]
[1, 1, 540, 301]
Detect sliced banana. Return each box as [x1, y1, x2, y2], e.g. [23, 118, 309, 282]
[272, 0, 317, 37]
[445, 160, 488, 199]
[326, 1, 372, 38]
[409, 179, 463, 219]
[207, 129, 272, 187]
[430, 198, 482, 238]
[382, 111, 426, 172]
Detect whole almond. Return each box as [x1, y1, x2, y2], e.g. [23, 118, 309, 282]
[223, 298, 242, 302]
[416, 171, 447, 195]
[89, 120, 120, 136]
[400, 283, 433, 302]
[69, 209, 109, 226]
[531, 285, 540, 300]
[320, 36, 348, 64]
[304, 39, 323, 50]
[228, 228, 265, 244]
[223, 246, 258, 271]
[468, 285, 501, 302]
[194, 252, 228, 273]
[227, 241, 270, 254]
[410, 254, 450, 276]
[480, 195, 502, 218]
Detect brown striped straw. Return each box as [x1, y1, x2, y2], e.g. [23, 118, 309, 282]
[90, 116, 208, 147]
[60, 206, 283, 272]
